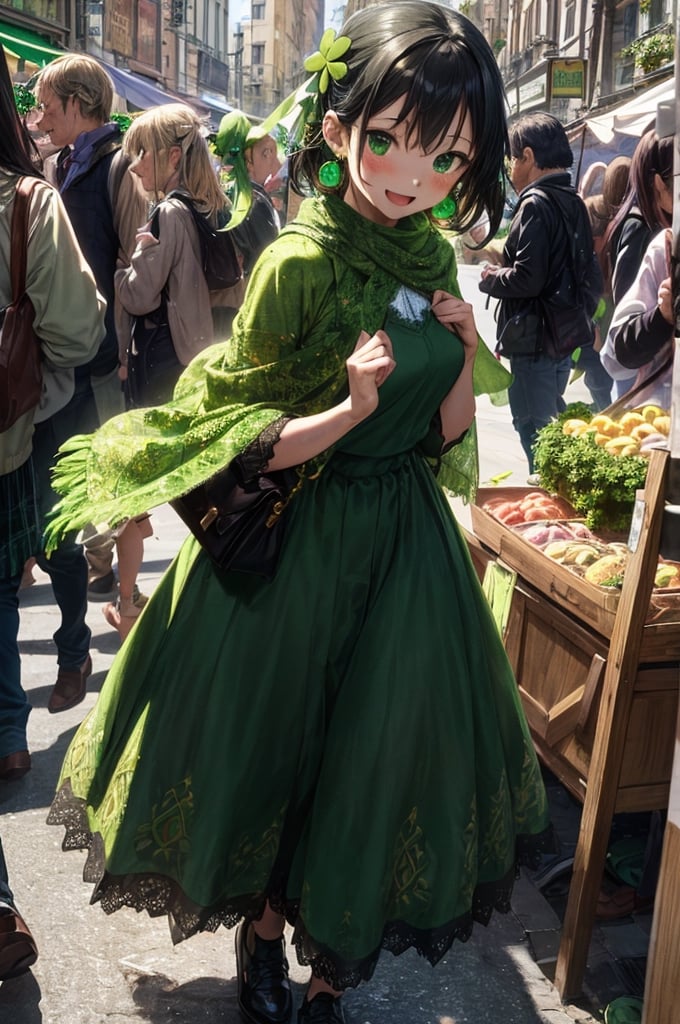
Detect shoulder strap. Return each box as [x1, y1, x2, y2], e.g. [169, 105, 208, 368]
[523, 184, 590, 287]
[11, 177, 41, 302]
[162, 189, 205, 238]
[164, 189, 196, 215]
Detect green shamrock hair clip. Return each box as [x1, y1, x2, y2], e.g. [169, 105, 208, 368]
[304, 28, 351, 94]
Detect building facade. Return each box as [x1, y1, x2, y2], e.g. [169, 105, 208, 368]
[492, 0, 674, 123]
[0, 0, 324, 124]
[1, 1, 673, 127]
[234, 0, 324, 119]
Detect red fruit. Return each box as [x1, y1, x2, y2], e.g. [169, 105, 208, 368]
[489, 501, 516, 519]
[501, 510, 526, 526]
[524, 507, 552, 521]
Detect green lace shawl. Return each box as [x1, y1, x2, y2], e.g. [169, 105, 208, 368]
[47, 194, 510, 546]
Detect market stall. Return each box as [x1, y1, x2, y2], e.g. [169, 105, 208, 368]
[463, 402, 680, 1000]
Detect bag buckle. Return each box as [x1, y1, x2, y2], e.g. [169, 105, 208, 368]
[200, 507, 219, 530]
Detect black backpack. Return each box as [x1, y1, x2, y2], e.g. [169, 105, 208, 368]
[166, 190, 242, 291]
[519, 185, 603, 360]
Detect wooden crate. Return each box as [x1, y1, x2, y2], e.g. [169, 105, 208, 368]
[503, 575, 679, 809]
[470, 497, 680, 647]
[471, 498, 621, 635]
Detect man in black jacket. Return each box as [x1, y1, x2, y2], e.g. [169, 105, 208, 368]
[479, 112, 605, 472]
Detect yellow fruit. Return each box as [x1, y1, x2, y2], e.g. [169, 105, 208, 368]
[594, 432, 610, 447]
[562, 418, 588, 436]
[605, 435, 638, 453]
[641, 404, 665, 423]
[619, 412, 645, 431]
[585, 553, 628, 586]
[655, 564, 679, 588]
[575, 423, 598, 436]
[620, 444, 641, 457]
[574, 548, 601, 566]
[653, 415, 670, 435]
[544, 541, 570, 561]
[631, 422, 658, 441]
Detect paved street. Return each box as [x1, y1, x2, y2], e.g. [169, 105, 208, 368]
[1, 276, 608, 1023]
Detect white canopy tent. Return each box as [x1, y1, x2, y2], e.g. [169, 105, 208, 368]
[568, 77, 674, 182]
[583, 77, 674, 143]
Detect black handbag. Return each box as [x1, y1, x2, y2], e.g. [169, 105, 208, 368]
[126, 291, 182, 408]
[170, 461, 302, 580]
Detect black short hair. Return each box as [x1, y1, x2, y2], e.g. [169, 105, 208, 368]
[290, 0, 509, 240]
[509, 112, 572, 170]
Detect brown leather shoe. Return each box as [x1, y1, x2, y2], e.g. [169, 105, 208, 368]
[48, 654, 92, 714]
[0, 903, 38, 981]
[596, 883, 654, 920]
[0, 750, 31, 782]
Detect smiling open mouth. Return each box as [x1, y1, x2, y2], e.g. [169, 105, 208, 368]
[385, 190, 414, 206]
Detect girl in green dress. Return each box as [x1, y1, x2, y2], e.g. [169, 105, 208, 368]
[47, 4, 552, 1022]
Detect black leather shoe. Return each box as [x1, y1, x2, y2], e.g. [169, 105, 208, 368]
[297, 993, 345, 1023]
[235, 920, 293, 1024]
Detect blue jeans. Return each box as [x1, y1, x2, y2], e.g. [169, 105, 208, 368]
[577, 342, 613, 412]
[508, 352, 571, 472]
[0, 572, 30, 758]
[32, 380, 95, 670]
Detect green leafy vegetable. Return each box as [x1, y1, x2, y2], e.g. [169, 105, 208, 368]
[533, 406, 648, 532]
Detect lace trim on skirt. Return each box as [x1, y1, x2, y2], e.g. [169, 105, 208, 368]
[48, 783, 554, 989]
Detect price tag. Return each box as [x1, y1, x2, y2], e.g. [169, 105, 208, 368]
[627, 496, 645, 553]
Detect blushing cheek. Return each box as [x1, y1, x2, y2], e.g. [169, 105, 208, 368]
[362, 150, 391, 177]
[424, 170, 455, 207]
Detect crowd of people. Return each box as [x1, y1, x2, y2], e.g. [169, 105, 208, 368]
[0, 2, 674, 1021]
[474, 116, 673, 476]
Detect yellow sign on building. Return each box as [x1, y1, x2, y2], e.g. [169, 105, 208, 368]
[551, 59, 586, 99]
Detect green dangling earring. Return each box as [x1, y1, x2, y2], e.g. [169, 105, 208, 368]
[432, 195, 457, 220]
[318, 158, 342, 189]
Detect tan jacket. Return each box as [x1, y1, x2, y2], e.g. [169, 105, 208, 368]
[115, 196, 245, 367]
[0, 173, 105, 474]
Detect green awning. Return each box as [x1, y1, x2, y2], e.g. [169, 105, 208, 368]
[0, 21, 64, 69]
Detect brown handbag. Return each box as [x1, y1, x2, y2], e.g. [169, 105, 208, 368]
[0, 176, 43, 432]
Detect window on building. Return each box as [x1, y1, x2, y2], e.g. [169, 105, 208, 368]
[613, 0, 640, 89]
[252, 2, 265, 19]
[522, 2, 533, 49]
[534, 1, 542, 37]
[252, 42, 265, 66]
[646, 0, 666, 29]
[565, 0, 576, 39]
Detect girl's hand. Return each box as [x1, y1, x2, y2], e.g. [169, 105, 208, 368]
[432, 289, 478, 361]
[346, 329, 395, 422]
[658, 276, 673, 324]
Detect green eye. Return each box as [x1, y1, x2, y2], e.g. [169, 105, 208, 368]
[367, 132, 391, 156]
[433, 152, 456, 174]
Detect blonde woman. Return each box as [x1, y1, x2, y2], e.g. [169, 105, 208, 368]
[116, 102, 241, 399]
[106, 104, 240, 642]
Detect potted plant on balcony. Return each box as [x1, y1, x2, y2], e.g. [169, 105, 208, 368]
[621, 28, 674, 75]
